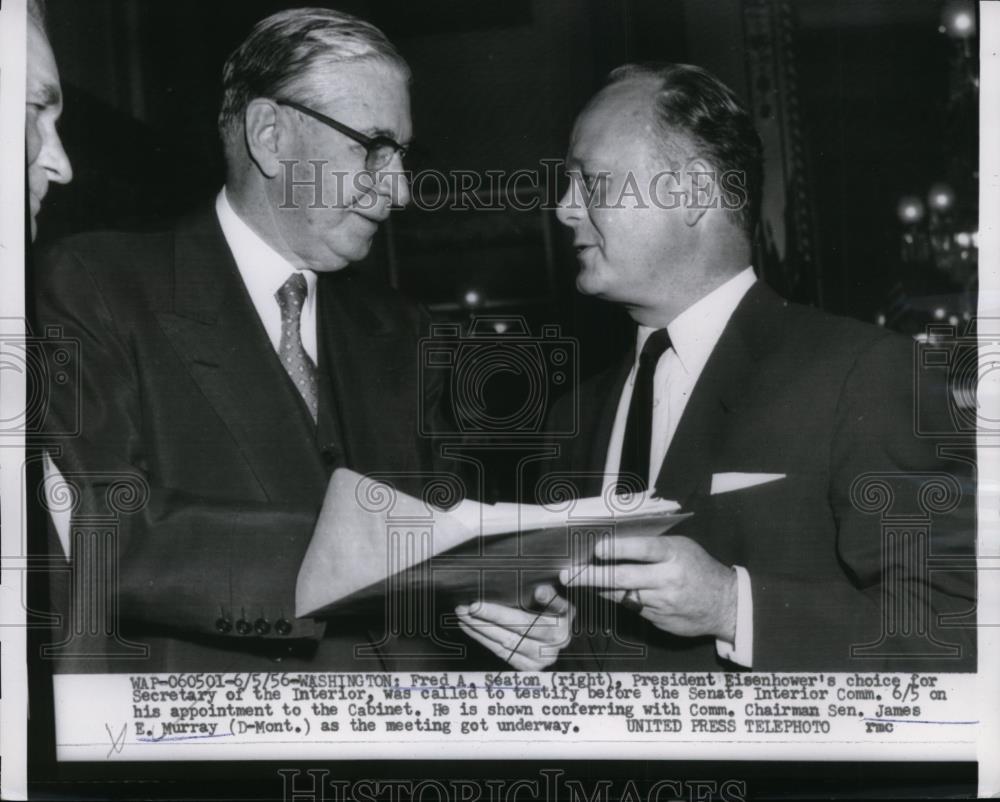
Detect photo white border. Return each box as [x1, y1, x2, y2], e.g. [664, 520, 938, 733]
[0, 0, 30, 800]
[0, 1, 996, 798]
[976, 1, 1000, 795]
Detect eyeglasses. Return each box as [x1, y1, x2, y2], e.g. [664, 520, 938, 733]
[273, 98, 407, 173]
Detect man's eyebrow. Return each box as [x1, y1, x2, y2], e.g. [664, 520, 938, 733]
[364, 126, 407, 144]
[29, 83, 62, 107]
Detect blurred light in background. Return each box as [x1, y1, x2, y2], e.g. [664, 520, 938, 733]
[927, 182, 956, 212]
[897, 195, 926, 223]
[940, 0, 976, 39]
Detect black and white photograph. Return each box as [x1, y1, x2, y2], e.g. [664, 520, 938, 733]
[1, 0, 996, 798]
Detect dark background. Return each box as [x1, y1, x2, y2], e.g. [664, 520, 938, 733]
[38, 0, 979, 378]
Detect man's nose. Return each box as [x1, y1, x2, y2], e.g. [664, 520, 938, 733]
[555, 185, 582, 228]
[379, 152, 409, 209]
[42, 129, 73, 185]
[390, 170, 410, 209]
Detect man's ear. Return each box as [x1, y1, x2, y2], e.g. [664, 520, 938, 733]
[244, 99, 283, 179]
[681, 157, 715, 227]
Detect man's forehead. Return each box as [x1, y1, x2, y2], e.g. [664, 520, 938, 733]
[569, 88, 655, 162]
[568, 79, 686, 168]
[309, 59, 411, 136]
[27, 22, 61, 100]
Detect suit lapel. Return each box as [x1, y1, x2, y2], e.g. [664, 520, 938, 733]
[652, 334, 750, 506]
[155, 208, 327, 502]
[653, 282, 786, 507]
[313, 272, 429, 666]
[315, 271, 426, 476]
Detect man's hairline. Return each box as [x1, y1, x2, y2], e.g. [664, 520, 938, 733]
[568, 105, 751, 244]
[220, 53, 409, 148]
[220, 60, 413, 177]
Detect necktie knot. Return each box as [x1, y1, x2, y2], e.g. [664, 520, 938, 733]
[639, 328, 672, 365]
[276, 272, 308, 315]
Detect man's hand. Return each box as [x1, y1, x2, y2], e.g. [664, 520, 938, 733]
[455, 584, 574, 671]
[560, 535, 737, 641]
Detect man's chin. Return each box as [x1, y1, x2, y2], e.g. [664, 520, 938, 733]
[312, 237, 374, 272]
[574, 267, 604, 298]
[347, 234, 376, 263]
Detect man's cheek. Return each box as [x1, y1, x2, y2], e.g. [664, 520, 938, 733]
[585, 214, 608, 246]
[26, 116, 43, 165]
[331, 169, 375, 210]
[27, 163, 48, 199]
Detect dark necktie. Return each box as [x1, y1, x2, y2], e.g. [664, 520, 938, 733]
[618, 328, 672, 493]
[275, 273, 318, 423]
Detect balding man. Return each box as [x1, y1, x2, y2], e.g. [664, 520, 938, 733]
[463, 63, 975, 673]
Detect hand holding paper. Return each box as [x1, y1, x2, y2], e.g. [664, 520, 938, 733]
[295, 468, 689, 619]
[456, 584, 574, 671]
[560, 534, 738, 642]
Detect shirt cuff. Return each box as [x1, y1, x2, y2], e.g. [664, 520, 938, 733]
[43, 452, 72, 561]
[715, 565, 753, 667]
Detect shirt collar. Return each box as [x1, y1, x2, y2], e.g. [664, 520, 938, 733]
[636, 266, 757, 375]
[215, 188, 317, 302]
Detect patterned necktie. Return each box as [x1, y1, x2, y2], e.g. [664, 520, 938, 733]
[275, 273, 318, 423]
[618, 328, 672, 493]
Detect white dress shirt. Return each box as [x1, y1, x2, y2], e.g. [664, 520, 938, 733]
[48, 189, 320, 560]
[215, 188, 318, 363]
[603, 266, 757, 667]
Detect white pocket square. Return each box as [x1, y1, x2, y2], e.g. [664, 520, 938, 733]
[710, 472, 786, 495]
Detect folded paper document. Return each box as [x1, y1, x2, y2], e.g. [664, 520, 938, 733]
[296, 469, 689, 617]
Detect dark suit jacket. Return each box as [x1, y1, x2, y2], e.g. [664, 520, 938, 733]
[546, 282, 976, 672]
[35, 206, 466, 673]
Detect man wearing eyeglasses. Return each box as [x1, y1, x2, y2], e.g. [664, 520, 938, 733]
[35, 8, 454, 672]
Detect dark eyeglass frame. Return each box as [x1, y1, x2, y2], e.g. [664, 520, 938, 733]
[273, 98, 407, 172]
